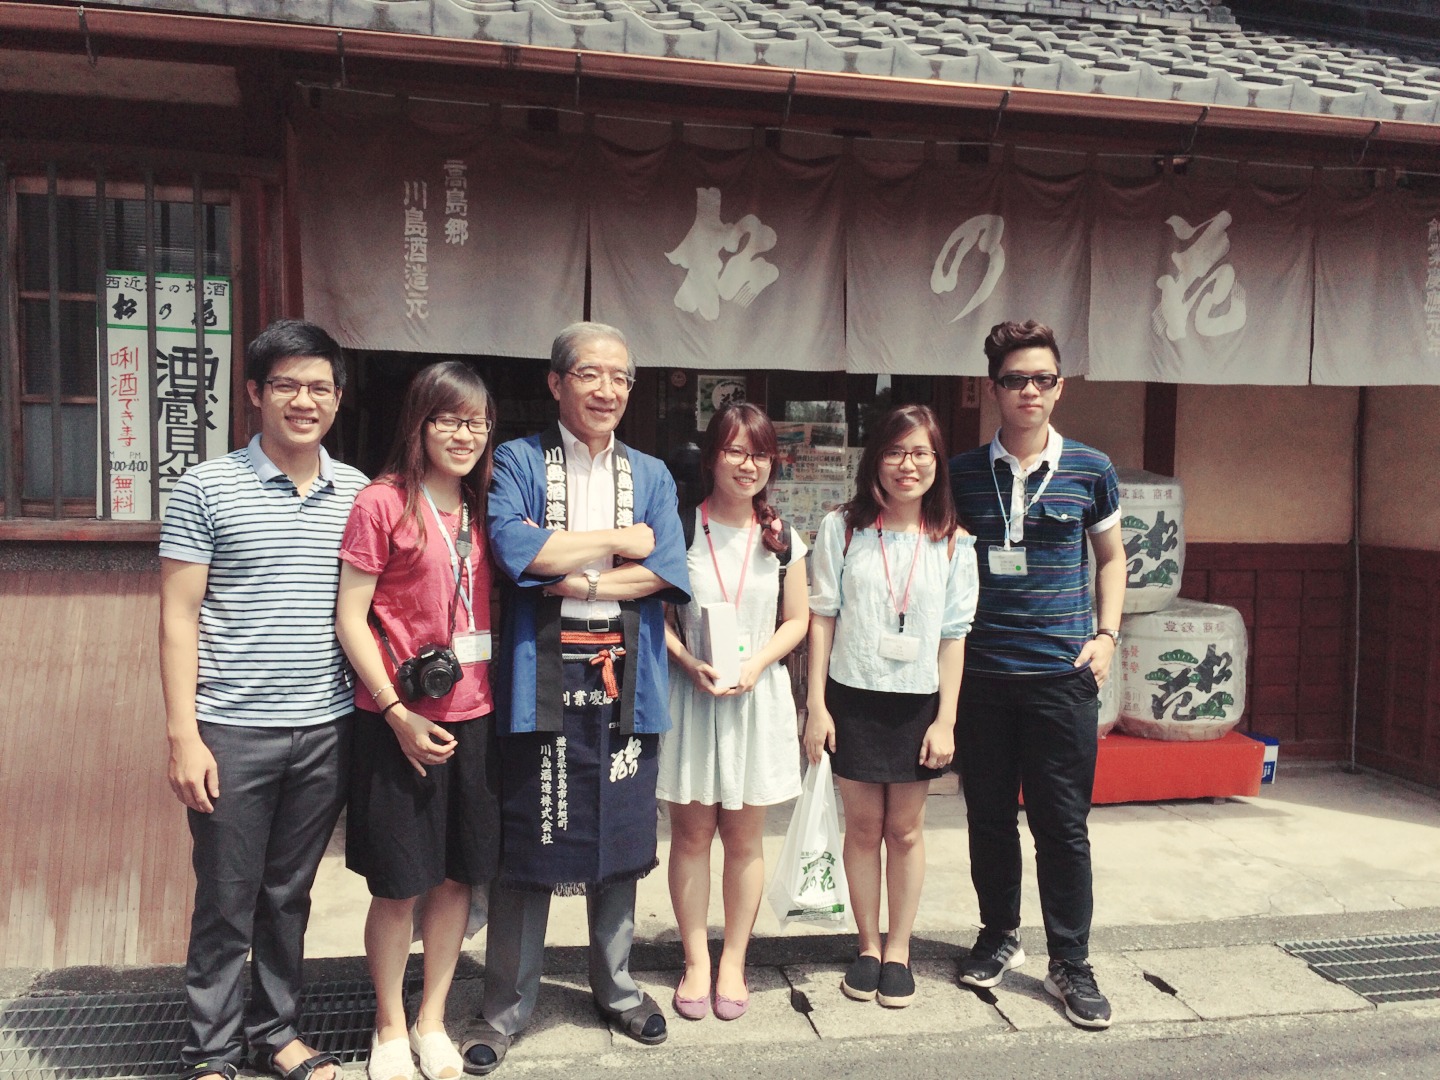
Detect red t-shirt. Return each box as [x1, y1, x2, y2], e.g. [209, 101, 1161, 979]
[340, 481, 493, 723]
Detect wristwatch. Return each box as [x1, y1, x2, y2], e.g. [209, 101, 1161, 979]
[1094, 628, 1122, 646]
[584, 568, 601, 604]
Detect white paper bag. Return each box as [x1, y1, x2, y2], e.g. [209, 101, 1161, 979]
[767, 754, 850, 929]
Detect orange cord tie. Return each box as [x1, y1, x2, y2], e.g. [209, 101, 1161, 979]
[588, 647, 625, 699]
[559, 630, 625, 700]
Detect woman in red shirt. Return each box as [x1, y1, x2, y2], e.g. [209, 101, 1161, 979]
[337, 362, 500, 1080]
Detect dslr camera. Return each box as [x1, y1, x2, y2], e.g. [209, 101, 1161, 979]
[396, 643, 465, 700]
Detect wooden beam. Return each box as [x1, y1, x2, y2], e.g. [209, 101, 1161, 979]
[0, 48, 239, 106]
[1144, 383, 1178, 477]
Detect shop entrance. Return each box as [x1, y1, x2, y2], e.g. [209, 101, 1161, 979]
[336, 352, 554, 479]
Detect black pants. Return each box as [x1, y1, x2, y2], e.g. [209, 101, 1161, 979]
[182, 717, 352, 1069]
[956, 670, 1098, 962]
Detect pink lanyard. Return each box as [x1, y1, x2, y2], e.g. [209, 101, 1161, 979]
[876, 515, 920, 633]
[701, 499, 756, 607]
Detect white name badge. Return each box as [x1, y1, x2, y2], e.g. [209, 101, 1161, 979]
[878, 631, 921, 662]
[453, 631, 492, 665]
[736, 633, 753, 659]
[988, 545, 1029, 576]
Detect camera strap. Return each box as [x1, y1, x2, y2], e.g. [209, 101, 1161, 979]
[368, 493, 471, 667]
[369, 611, 406, 669]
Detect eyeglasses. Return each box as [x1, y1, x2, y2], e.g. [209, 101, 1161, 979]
[428, 415, 493, 434]
[881, 448, 937, 467]
[994, 372, 1060, 391]
[566, 367, 635, 392]
[719, 446, 772, 467]
[264, 378, 337, 401]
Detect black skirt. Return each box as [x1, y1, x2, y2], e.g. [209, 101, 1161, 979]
[824, 677, 945, 784]
[346, 709, 502, 900]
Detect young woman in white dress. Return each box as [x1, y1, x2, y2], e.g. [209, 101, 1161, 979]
[659, 402, 810, 1021]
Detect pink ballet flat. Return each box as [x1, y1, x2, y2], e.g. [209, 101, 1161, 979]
[672, 985, 710, 1020]
[713, 984, 749, 1021]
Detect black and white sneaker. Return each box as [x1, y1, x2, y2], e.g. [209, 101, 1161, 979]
[1044, 958, 1113, 1029]
[958, 928, 1025, 988]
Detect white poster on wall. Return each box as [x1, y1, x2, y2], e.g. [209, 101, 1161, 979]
[695, 374, 747, 434]
[99, 272, 232, 519]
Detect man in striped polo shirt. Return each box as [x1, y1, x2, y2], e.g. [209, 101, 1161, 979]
[159, 320, 367, 1080]
[949, 320, 1125, 1030]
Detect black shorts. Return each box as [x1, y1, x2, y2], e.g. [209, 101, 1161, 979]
[824, 677, 945, 785]
[345, 709, 502, 900]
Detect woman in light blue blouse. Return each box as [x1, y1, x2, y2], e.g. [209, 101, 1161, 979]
[803, 404, 979, 1009]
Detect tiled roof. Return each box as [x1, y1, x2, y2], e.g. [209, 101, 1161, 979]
[118, 1, 1440, 124]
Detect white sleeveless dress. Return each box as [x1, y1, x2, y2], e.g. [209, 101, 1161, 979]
[657, 513, 807, 809]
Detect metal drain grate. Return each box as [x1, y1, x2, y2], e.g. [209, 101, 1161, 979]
[0, 979, 404, 1080]
[1279, 931, 1440, 1004]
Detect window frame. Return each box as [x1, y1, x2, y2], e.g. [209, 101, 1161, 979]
[2, 168, 243, 539]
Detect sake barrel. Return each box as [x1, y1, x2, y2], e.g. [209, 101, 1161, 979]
[1117, 600, 1248, 742]
[1086, 535, 1122, 738]
[1117, 469, 1186, 615]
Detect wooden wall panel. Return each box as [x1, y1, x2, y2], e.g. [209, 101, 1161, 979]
[1180, 542, 1354, 760]
[0, 567, 192, 968]
[1355, 546, 1440, 788]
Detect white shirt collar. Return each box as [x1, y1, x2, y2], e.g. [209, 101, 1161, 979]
[988, 425, 1062, 476]
[558, 421, 615, 467]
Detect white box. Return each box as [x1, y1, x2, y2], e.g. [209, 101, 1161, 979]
[699, 602, 741, 690]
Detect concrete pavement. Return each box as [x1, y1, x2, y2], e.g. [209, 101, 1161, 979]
[307, 760, 1440, 1074]
[305, 761, 1440, 957]
[5, 762, 1439, 1075]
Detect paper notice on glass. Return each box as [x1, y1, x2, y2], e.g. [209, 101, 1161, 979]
[697, 374, 747, 433]
[99, 272, 233, 519]
[699, 602, 741, 690]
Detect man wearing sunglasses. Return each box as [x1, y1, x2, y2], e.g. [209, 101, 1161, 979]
[948, 320, 1125, 1030]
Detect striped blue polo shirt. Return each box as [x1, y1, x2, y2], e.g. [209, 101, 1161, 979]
[159, 435, 368, 727]
[950, 428, 1121, 678]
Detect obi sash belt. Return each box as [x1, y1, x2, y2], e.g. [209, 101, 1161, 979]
[534, 423, 641, 734]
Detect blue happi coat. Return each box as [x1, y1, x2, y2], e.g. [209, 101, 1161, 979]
[486, 431, 690, 736]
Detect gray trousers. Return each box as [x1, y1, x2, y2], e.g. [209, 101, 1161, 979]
[482, 879, 644, 1036]
[182, 718, 351, 1068]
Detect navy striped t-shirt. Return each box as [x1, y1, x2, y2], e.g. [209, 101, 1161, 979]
[950, 433, 1121, 678]
[159, 436, 368, 727]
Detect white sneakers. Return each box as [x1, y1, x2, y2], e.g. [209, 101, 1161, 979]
[367, 1026, 462, 1080]
[408, 1025, 464, 1080]
[367, 1035, 413, 1080]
